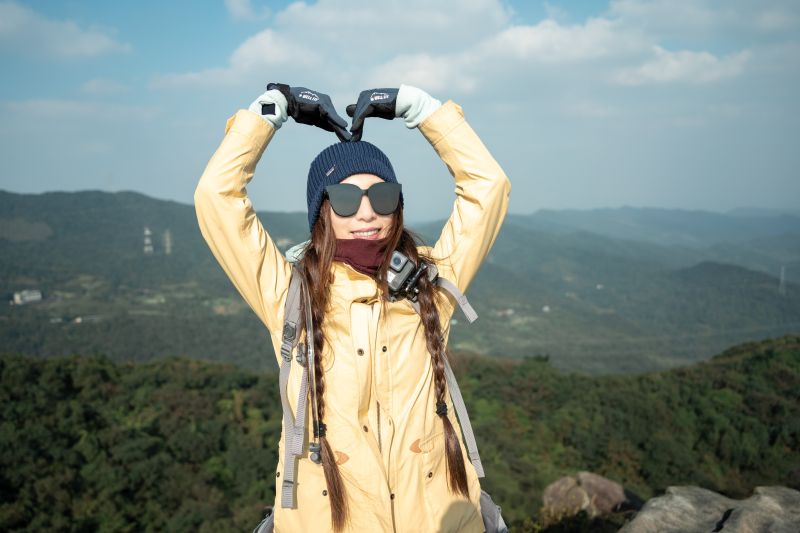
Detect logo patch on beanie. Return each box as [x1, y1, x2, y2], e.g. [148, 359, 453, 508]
[325, 165, 336, 176]
[370, 92, 390, 102]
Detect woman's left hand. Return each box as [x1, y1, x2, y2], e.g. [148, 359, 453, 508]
[346, 85, 441, 141]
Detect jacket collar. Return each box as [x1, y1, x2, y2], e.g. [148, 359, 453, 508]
[331, 261, 381, 303]
[284, 243, 382, 303]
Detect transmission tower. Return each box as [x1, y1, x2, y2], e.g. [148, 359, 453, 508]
[163, 229, 172, 256]
[779, 265, 787, 296]
[143, 227, 154, 255]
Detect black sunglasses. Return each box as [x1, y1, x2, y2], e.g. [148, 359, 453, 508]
[325, 182, 401, 217]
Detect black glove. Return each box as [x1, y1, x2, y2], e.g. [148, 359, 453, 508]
[267, 83, 351, 142]
[345, 88, 399, 142]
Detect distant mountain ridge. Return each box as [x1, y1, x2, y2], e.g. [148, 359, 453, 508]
[2, 189, 798, 374]
[508, 206, 800, 248]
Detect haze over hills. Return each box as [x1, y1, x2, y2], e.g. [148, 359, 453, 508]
[1, 189, 798, 374]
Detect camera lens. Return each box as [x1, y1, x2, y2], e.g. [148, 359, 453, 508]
[392, 256, 402, 266]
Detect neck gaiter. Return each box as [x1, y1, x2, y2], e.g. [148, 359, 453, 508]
[334, 238, 388, 277]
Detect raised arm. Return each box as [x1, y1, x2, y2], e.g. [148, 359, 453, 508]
[194, 84, 352, 335]
[194, 99, 291, 334]
[421, 101, 511, 293]
[346, 84, 511, 294]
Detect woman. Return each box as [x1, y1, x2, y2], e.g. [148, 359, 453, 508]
[195, 83, 510, 532]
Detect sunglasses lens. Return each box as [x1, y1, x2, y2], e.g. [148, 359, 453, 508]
[367, 183, 401, 215]
[325, 184, 362, 217]
[325, 182, 401, 217]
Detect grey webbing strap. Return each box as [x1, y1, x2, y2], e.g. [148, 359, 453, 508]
[279, 268, 309, 509]
[408, 277, 478, 321]
[443, 354, 485, 478]
[281, 364, 308, 508]
[435, 277, 478, 323]
[409, 275, 483, 475]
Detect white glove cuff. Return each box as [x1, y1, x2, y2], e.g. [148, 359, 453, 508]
[395, 84, 442, 129]
[248, 89, 289, 130]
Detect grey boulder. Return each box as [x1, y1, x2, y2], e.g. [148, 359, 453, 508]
[621, 486, 800, 533]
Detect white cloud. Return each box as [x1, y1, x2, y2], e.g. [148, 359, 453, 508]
[366, 53, 470, 93]
[476, 19, 644, 63]
[614, 46, 751, 85]
[156, 1, 653, 94]
[151, 0, 774, 100]
[224, 0, 270, 21]
[609, 0, 800, 37]
[756, 9, 798, 32]
[0, 1, 130, 59]
[365, 17, 647, 94]
[274, 0, 512, 54]
[150, 29, 317, 89]
[154, 0, 514, 90]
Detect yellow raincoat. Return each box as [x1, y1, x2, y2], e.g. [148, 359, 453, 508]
[195, 101, 510, 532]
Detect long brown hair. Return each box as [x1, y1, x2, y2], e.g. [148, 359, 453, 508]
[299, 200, 469, 531]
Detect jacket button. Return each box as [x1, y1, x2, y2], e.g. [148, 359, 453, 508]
[427, 472, 433, 478]
[390, 493, 395, 500]
[382, 346, 387, 352]
[322, 490, 328, 496]
[363, 425, 369, 432]
[357, 348, 364, 356]
[276, 472, 280, 478]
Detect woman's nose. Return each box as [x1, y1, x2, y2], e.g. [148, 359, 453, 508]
[355, 195, 377, 220]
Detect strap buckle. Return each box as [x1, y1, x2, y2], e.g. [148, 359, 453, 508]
[295, 342, 308, 366]
[282, 323, 296, 342]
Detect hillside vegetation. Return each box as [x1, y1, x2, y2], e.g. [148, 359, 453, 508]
[2, 190, 799, 374]
[2, 336, 797, 531]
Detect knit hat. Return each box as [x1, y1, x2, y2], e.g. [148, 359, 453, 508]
[306, 141, 403, 230]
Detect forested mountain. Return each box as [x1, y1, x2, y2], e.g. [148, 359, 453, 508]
[2, 336, 797, 531]
[2, 189, 798, 374]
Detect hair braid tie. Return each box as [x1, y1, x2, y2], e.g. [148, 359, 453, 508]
[436, 401, 448, 416]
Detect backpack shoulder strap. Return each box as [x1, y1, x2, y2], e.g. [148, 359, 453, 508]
[442, 353, 485, 477]
[410, 278, 484, 477]
[435, 277, 478, 323]
[408, 276, 478, 323]
[278, 266, 309, 509]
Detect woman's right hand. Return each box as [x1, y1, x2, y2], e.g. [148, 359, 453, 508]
[265, 83, 352, 142]
[249, 87, 289, 130]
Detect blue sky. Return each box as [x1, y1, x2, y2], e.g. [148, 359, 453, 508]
[1, 0, 798, 222]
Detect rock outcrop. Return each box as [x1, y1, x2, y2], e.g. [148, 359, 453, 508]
[540, 471, 642, 525]
[620, 486, 800, 533]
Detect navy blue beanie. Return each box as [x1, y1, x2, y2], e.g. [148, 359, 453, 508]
[307, 141, 403, 230]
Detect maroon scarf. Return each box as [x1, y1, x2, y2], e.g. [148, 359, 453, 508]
[334, 238, 387, 277]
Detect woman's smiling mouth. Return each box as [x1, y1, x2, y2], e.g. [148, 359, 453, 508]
[351, 228, 381, 239]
